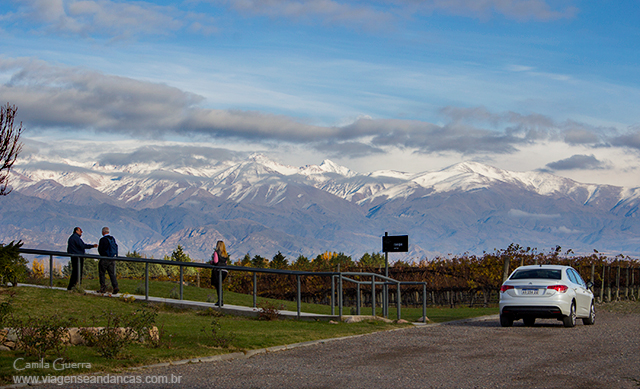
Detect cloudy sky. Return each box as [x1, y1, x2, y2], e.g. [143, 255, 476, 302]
[1, 0, 640, 186]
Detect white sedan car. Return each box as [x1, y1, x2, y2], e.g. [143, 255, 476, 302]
[499, 264, 595, 327]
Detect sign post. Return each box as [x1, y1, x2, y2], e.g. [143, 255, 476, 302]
[381, 232, 408, 318]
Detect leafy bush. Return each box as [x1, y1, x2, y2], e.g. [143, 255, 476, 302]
[79, 306, 162, 358]
[10, 313, 76, 358]
[256, 300, 284, 321]
[0, 241, 28, 287]
[0, 301, 12, 328]
[127, 306, 159, 345]
[201, 318, 234, 348]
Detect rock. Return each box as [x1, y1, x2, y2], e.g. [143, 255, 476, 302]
[68, 328, 85, 345]
[0, 345, 11, 351]
[396, 319, 409, 324]
[3, 341, 15, 349]
[418, 316, 431, 323]
[329, 320, 339, 325]
[6, 329, 17, 342]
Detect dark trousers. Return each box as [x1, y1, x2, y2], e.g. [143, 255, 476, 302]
[98, 259, 118, 290]
[67, 256, 84, 290]
[211, 269, 228, 302]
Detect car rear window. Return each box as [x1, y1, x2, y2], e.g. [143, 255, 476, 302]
[510, 269, 562, 280]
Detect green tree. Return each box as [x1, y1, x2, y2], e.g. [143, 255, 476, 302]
[171, 245, 191, 262]
[292, 255, 311, 270]
[0, 241, 28, 286]
[238, 253, 251, 267]
[169, 245, 196, 276]
[270, 251, 288, 269]
[358, 252, 385, 267]
[250, 255, 267, 268]
[333, 252, 353, 268]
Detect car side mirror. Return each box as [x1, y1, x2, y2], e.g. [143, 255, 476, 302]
[586, 281, 593, 289]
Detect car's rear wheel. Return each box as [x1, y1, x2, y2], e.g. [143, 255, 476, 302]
[500, 314, 513, 327]
[523, 317, 535, 327]
[562, 303, 577, 327]
[582, 303, 596, 325]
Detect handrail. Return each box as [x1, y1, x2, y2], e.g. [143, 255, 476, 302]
[18, 248, 427, 322]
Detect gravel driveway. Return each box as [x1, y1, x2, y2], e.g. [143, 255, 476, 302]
[37, 307, 640, 389]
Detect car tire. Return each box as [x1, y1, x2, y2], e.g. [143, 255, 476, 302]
[582, 303, 596, 325]
[562, 302, 577, 328]
[523, 317, 535, 327]
[500, 314, 513, 327]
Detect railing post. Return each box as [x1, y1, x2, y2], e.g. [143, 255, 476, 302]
[356, 282, 361, 315]
[179, 265, 184, 300]
[253, 272, 257, 308]
[49, 254, 53, 287]
[331, 275, 335, 316]
[423, 283, 427, 323]
[297, 275, 301, 320]
[397, 282, 401, 320]
[371, 275, 376, 317]
[217, 267, 223, 307]
[338, 272, 343, 320]
[145, 262, 149, 301]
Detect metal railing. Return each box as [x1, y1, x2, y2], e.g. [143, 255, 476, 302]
[18, 248, 427, 322]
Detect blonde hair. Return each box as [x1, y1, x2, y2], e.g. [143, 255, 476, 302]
[216, 240, 227, 258]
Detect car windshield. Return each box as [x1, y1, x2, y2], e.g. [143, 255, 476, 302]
[510, 269, 562, 280]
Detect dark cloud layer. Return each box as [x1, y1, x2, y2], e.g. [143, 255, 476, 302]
[546, 154, 607, 171]
[98, 146, 244, 168]
[1, 58, 628, 161]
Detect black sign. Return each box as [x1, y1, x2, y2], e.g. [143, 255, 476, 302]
[382, 235, 408, 252]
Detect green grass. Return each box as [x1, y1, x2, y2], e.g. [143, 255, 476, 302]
[44, 277, 497, 322]
[0, 280, 497, 384]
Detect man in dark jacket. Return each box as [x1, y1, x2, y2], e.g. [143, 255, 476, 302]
[97, 227, 119, 294]
[67, 227, 97, 290]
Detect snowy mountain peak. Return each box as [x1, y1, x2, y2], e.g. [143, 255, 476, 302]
[247, 153, 298, 175]
[299, 160, 354, 177]
[318, 160, 354, 176]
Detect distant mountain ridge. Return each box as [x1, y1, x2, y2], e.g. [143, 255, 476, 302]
[3, 154, 639, 261]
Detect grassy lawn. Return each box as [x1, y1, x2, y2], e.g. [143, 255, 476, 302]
[0, 280, 497, 384]
[44, 277, 497, 322]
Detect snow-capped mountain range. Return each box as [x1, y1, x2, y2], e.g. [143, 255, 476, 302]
[2, 154, 639, 261]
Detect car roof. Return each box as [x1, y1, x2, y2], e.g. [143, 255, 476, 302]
[513, 265, 570, 271]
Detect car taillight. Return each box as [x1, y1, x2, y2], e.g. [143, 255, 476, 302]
[500, 285, 514, 293]
[547, 285, 568, 293]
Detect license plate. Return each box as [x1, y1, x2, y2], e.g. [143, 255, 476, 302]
[521, 289, 538, 295]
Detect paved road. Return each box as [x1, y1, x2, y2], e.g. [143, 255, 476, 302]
[38, 310, 640, 388]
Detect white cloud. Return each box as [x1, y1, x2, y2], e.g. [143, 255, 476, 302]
[508, 209, 560, 218]
[8, 0, 213, 39]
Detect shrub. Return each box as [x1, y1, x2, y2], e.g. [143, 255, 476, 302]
[0, 241, 28, 287]
[201, 318, 234, 348]
[256, 300, 284, 321]
[0, 301, 12, 328]
[79, 311, 129, 359]
[10, 313, 75, 358]
[79, 306, 162, 357]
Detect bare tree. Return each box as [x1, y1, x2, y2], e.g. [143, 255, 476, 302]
[0, 103, 23, 195]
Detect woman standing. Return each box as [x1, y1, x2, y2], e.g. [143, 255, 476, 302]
[210, 240, 229, 306]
